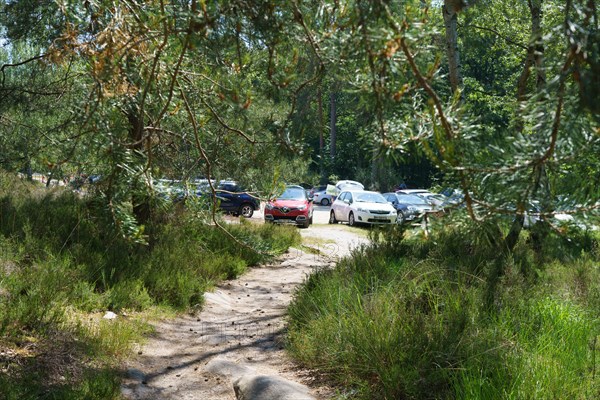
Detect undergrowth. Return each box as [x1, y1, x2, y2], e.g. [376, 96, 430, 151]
[287, 222, 600, 399]
[0, 172, 299, 399]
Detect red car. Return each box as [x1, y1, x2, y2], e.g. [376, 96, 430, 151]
[264, 185, 313, 228]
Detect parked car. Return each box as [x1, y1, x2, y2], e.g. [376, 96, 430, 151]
[332, 180, 364, 203]
[196, 180, 260, 218]
[335, 180, 364, 193]
[440, 189, 465, 209]
[383, 192, 433, 223]
[395, 188, 430, 195]
[330, 190, 397, 226]
[415, 192, 447, 209]
[309, 185, 326, 198]
[522, 200, 577, 229]
[312, 188, 334, 206]
[394, 189, 446, 209]
[264, 185, 313, 228]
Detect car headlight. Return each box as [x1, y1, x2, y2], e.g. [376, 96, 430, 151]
[357, 207, 366, 212]
[297, 205, 307, 210]
[265, 203, 274, 210]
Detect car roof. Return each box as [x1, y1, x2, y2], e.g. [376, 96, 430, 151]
[336, 180, 363, 187]
[341, 189, 381, 195]
[396, 189, 430, 194]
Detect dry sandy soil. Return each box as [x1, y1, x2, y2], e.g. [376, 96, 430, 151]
[121, 222, 368, 399]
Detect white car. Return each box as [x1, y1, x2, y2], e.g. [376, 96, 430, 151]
[312, 189, 334, 206]
[329, 190, 397, 226]
[335, 180, 364, 193]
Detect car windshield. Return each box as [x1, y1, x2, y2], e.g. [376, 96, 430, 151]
[398, 194, 429, 204]
[355, 192, 387, 203]
[277, 187, 306, 200]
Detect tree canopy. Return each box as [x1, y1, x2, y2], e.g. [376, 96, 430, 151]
[1, 0, 598, 247]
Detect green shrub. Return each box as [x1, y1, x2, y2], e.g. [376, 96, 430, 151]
[1, 172, 299, 315]
[67, 281, 107, 312]
[0, 172, 300, 397]
[0, 367, 122, 400]
[287, 223, 600, 399]
[107, 279, 153, 311]
[0, 256, 71, 337]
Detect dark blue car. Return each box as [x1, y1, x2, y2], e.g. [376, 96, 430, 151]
[198, 181, 260, 218]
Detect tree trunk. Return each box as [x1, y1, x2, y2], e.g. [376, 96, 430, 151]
[529, 0, 546, 90]
[504, 214, 525, 252]
[24, 141, 33, 181]
[329, 90, 337, 160]
[317, 84, 325, 180]
[45, 169, 53, 188]
[529, 0, 551, 255]
[504, 0, 549, 254]
[370, 148, 379, 190]
[25, 161, 32, 181]
[127, 107, 151, 226]
[443, 0, 462, 93]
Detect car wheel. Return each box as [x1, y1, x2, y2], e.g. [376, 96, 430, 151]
[321, 198, 330, 206]
[348, 212, 356, 226]
[397, 210, 405, 224]
[329, 210, 338, 224]
[300, 220, 310, 229]
[239, 203, 254, 218]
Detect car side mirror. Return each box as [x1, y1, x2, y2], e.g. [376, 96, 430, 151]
[344, 199, 350, 204]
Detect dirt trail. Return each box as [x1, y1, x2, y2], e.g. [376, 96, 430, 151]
[121, 224, 368, 399]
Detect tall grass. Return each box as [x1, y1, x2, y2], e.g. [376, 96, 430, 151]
[0, 172, 300, 398]
[287, 224, 600, 399]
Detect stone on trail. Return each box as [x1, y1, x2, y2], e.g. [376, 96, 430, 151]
[103, 311, 117, 319]
[233, 374, 315, 400]
[205, 358, 252, 378]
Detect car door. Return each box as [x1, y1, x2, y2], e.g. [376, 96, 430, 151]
[334, 191, 347, 221]
[384, 193, 397, 209]
[216, 183, 239, 212]
[339, 192, 353, 221]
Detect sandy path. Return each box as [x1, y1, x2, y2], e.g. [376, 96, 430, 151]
[121, 224, 368, 399]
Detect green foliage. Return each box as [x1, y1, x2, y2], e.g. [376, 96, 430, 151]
[287, 225, 600, 399]
[0, 255, 68, 337]
[0, 172, 299, 314]
[0, 172, 299, 397]
[0, 367, 122, 400]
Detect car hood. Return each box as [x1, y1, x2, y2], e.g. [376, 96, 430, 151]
[399, 203, 432, 212]
[269, 199, 309, 208]
[411, 204, 432, 210]
[354, 201, 395, 211]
